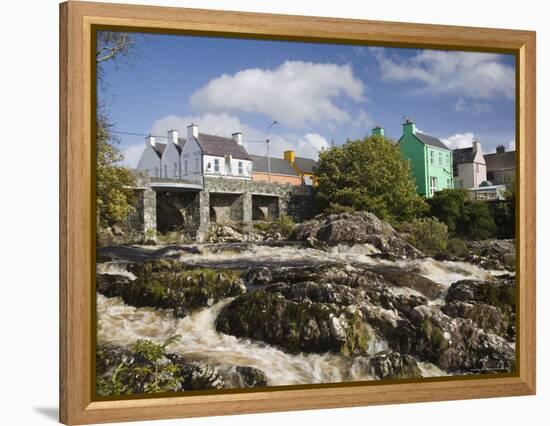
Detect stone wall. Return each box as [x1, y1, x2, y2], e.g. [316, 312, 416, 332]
[126, 175, 314, 241]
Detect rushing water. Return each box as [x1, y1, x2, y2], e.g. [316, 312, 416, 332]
[97, 242, 497, 387]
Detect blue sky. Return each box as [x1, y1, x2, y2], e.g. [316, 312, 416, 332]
[98, 31, 516, 167]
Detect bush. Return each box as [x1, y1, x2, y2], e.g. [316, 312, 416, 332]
[402, 217, 448, 256]
[323, 202, 356, 215]
[253, 215, 295, 238]
[428, 189, 496, 240]
[446, 238, 469, 257]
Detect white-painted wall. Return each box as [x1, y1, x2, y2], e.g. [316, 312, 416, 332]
[454, 148, 487, 189]
[203, 154, 252, 179]
[136, 142, 162, 177]
[162, 140, 182, 179]
[180, 136, 203, 183]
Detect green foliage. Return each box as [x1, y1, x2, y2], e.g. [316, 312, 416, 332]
[428, 189, 496, 239]
[323, 202, 356, 215]
[96, 113, 136, 227]
[97, 336, 182, 396]
[446, 238, 469, 257]
[276, 215, 296, 237]
[253, 215, 296, 237]
[490, 181, 516, 239]
[314, 135, 428, 223]
[401, 217, 448, 256]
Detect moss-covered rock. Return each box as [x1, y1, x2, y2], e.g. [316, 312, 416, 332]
[97, 261, 245, 317]
[215, 290, 371, 355]
[367, 351, 423, 380]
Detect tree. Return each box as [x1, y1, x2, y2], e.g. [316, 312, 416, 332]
[96, 114, 136, 227]
[314, 135, 428, 223]
[428, 189, 496, 240]
[490, 180, 516, 238]
[96, 32, 137, 228]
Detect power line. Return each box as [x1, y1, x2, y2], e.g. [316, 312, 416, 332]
[110, 130, 266, 143]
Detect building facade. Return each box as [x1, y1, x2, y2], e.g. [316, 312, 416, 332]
[484, 149, 515, 186]
[453, 140, 487, 189]
[250, 154, 302, 185]
[284, 150, 318, 186]
[398, 119, 454, 197]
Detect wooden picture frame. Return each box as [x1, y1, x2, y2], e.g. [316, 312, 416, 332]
[59, 1, 536, 424]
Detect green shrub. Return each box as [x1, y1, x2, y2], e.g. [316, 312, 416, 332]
[323, 202, 356, 215]
[276, 215, 296, 237]
[428, 189, 496, 239]
[446, 238, 469, 257]
[403, 217, 448, 256]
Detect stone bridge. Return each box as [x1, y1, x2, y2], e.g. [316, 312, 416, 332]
[130, 174, 313, 241]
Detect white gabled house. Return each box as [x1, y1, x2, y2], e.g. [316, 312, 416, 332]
[136, 135, 166, 178]
[135, 123, 253, 183]
[452, 140, 487, 189]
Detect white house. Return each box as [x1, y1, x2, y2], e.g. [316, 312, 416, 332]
[135, 124, 253, 182]
[161, 129, 185, 179]
[453, 140, 487, 189]
[178, 124, 252, 183]
[136, 135, 166, 178]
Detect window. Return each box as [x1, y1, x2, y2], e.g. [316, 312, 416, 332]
[429, 176, 438, 196]
[430, 150, 434, 164]
[439, 152, 442, 165]
[195, 158, 200, 172]
[164, 164, 168, 178]
[155, 167, 159, 178]
[214, 159, 220, 172]
[447, 179, 451, 188]
[174, 162, 178, 177]
[184, 160, 188, 175]
[238, 161, 243, 175]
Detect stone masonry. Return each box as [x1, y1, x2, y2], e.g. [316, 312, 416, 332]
[133, 174, 313, 241]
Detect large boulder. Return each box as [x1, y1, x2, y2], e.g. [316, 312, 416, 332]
[97, 260, 246, 317]
[291, 212, 423, 258]
[215, 290, 371, 356]
[366, 351, 423, 380]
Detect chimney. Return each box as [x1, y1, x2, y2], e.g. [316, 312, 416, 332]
[232, 132, 243, 145]
[187, 123, 199, 141]
[167, 129, 179, 146]
[284, 150, 296, 164]
[402, 117, 416, 135]
[146, 135, 156, 148]
[472, 140, 479, 153]
[372, 125, 385, 137]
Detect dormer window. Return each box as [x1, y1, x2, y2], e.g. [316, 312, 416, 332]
[214, 159, 220, 172]
[238, 161, 243, 175]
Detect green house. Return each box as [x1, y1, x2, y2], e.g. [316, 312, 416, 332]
[398, 119, 454, 198]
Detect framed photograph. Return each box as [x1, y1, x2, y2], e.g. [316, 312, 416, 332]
[59, 1, 536, 424]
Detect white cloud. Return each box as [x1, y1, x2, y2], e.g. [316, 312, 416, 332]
[119, 143, 145, 168]
[453, 98, 492, 114]
[441, 132, 476, 149]
[370, 48, 514, 99]
[149, 113, 328, 160]
[508, 140, 516, 151]
[189, 60, 365, 129]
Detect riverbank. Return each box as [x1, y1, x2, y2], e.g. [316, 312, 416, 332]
[96, 212, 516, 396]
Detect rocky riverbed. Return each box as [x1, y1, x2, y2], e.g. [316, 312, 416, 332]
[96, 212, 516, 396]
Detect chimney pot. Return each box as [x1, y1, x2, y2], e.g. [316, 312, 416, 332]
[187, 123, 199, 140]
[167, 129, 179, 145]
[146, 135, 156, 148]
[232, 132, 243, 145]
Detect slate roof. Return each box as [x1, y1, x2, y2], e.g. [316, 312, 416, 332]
[174, 139, 185, 154]
[250, 155, 299, 176]
[453, 147, 477, 165]
[194, 133, 251, 160]
[415, 133, 450, 151]
[484, 151, 516, 171]
[294, 156, 318, 174]
[153, 143, 166, 158]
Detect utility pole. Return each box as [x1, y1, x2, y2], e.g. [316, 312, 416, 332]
[266, 120, 278, 183]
